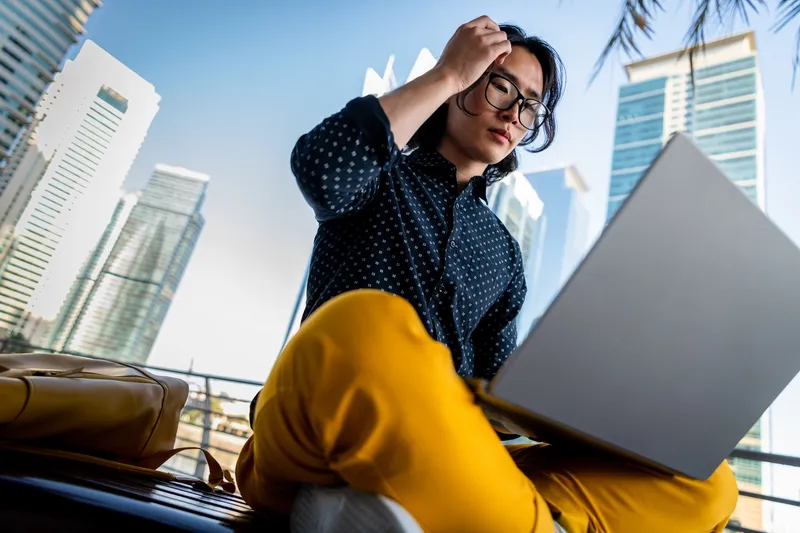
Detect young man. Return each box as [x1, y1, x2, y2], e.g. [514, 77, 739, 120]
[238, 16, 738, 533]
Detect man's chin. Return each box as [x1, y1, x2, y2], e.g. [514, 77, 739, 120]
[482, 148, 513, 167]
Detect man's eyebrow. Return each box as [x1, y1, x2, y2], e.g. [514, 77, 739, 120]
[497, 66, 542, 100]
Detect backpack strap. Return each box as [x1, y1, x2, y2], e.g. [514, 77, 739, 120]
[1, 441, 236, 494]
[136, 446, 236, 493]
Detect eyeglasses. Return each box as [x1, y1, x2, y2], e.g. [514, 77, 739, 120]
[484, 72, 548, 131]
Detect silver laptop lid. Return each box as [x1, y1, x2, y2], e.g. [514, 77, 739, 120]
[491, 133, 800, 480]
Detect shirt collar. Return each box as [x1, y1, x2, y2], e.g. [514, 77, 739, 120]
[408, 148, 489, 201]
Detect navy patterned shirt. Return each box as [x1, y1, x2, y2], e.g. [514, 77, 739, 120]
[293, 95, 526, 379]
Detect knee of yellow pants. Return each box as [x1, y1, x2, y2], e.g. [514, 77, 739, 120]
[288, 289, 455, 384]
[275, 289, 467, 461]
[239, 290, 439, 515]
[243, 290, 545, 532]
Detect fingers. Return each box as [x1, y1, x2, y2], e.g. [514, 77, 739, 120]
[464, 15, 500, 32]
[481, 30, 508, 45]
[490, 39, 513, 65]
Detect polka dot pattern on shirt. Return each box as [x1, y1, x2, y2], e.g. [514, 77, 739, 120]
[291, 95, 527, 379]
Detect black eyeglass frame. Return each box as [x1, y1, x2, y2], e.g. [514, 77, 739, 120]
[483, 72, 549, 131]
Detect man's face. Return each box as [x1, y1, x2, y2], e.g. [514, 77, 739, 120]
[445, 46, 545, 165]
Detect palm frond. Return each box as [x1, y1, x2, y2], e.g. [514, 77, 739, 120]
[793, 28, 800, 88]
[775, 0, 800, 32]
[773, 0, 800, 87]
[589, 0, 664, 84]
[680, 0, 765, 86]
[589, 0, 800, 87]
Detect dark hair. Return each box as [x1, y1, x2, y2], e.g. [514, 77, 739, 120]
[408, 24, 565, 184]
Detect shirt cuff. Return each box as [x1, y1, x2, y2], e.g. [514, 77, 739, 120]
[342, 95, 402, 171]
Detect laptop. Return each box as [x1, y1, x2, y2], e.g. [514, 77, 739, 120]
[469, 132, 800, 480]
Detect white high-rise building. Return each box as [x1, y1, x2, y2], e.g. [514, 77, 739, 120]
[0, 39, 160, 334]
[0, 0, 101, 164]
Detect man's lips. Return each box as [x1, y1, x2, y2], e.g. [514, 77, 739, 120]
[489, 128, 510, 143]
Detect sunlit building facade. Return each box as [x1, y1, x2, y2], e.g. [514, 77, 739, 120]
[607, 31, 764, 221]
[0, 40, 159, 334]
[48, 164, 207, 365]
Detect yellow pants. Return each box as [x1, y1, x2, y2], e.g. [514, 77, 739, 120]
[237, 290, 738, 533]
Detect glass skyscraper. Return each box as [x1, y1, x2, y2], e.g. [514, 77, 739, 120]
[606, 31, 768, 531]
[607, 31, 764, 222]
[48, 164, 208, 365]
[0, 0, 101, 164]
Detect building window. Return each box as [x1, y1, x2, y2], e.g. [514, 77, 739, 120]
[696, 56, 756, 80]
[695, 73, 756, 105]
[694, 99, 756, 131]
[695, 126, 756, 155]
[714, 155, 757, 182]
[505, 196, 523, 239]
[611, 141, 663, 171]
[609, 169, 645, 196]
[97, 85, 128, 114]
[738, 184, 758, 204]
[619, 77, 667, 98]
[617, 94, 666, 121]
[614, 118, 663, 146]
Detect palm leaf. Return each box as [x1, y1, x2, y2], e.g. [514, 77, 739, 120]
[592, 0, 772, 84]
[775, 0, 800, 31]
[773, 0, 800, 87]
[680, 0, 765, 86]
[589, 0, 800, 87]
[589, 0, 664, 83]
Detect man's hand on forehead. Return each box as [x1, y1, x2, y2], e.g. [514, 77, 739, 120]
[435, 15, 512, 95]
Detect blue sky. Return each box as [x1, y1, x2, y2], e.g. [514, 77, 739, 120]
[79, 0, 798, 516]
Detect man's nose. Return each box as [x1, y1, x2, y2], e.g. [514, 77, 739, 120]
[500, 105, 520, 124]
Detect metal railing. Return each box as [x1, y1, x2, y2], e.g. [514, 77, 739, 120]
[0, 337, 262, 480]
[1, 338, 797, 532]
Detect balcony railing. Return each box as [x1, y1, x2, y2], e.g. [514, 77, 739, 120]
[1, 338, 797, 533]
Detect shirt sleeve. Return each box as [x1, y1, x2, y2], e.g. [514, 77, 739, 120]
[291, 95, 401, 222]
[471, 255, 527, 380]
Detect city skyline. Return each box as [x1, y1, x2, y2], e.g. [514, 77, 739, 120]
[0, 38, 160, 336]
[73, 2, 798, 385]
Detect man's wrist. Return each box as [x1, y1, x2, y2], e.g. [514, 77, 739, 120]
[426, 65, 461, 99]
